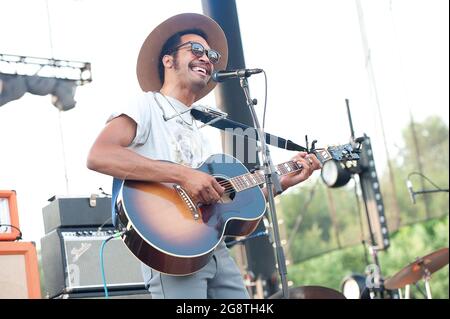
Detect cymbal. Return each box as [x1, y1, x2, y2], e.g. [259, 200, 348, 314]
[269, 285, 346, 299]
[384, 247, 449, 290]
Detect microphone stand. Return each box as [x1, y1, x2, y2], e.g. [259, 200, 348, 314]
[239, 76, 290, 299]
[407, 171, 449, 203]
[414, 189, 449, 196]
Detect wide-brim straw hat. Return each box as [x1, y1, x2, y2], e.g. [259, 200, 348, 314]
[136, 13, 228, 101]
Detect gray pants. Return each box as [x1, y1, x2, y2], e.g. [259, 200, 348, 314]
[141, 241, 250, 299]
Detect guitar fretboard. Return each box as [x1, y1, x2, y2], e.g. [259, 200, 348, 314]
[230, 161, 303, 192]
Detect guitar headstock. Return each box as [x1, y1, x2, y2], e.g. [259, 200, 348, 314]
[312, 143, 361, 166]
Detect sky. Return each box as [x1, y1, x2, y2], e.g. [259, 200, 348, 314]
[0, 0, 448, 246]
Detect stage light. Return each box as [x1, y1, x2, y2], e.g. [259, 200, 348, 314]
[80, 64, 92, 82]
[26, 75, 57, 96]
[341, 274, 370, 299]
[0, 53, 91, 110]
[321, 136, 390, 250]
[1, 74, 77, 111]
[0, 74, 27, 107]
[51, 79, 77, 111]
[321, 160, 352, 188]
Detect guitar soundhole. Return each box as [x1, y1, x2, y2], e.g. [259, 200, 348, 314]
[215, 177, 235, 203]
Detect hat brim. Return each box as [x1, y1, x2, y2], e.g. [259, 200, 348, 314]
[136, 13, 228, 102]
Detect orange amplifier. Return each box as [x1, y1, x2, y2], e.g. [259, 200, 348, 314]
[0, 241, 42, 298]
[0, 190, 21, 241]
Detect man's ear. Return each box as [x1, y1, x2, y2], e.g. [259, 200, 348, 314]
[162, 55, 173, 68]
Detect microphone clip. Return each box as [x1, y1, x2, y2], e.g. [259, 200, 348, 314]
[406, 179, 416, 204]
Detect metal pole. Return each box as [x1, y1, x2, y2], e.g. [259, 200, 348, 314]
[424, 278, 432, 299]
[239, 76, 289, 298]
[405, 284, 410, 299]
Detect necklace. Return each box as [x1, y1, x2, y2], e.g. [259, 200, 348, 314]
[154, 92, 195, 127]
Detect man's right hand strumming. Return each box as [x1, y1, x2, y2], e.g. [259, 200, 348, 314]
[178, 167, 225, 206]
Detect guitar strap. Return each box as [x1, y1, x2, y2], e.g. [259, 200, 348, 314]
[190, 108, 308, 152]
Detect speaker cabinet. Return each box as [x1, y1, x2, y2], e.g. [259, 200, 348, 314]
[40, 227, 146, 298]
[0, 242, 41, 298]
[0, 190, 21, 241]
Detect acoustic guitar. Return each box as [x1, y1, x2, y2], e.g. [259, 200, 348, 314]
[116, 144, 360, 275]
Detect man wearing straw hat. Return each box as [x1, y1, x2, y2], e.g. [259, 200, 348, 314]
[87, 13, 320, 299]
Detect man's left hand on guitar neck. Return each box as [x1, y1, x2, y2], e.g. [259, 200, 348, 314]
[281, 152, 321, 190]
[263, 152, 321, 199]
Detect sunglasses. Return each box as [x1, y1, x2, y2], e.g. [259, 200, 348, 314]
[169, 41, 221, 65]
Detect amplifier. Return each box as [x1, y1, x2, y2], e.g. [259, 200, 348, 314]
[42, 196, 112, 233]
[40, 227, 145, 298]
[0, 190, 21, 241]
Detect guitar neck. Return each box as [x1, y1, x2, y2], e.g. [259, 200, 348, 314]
[230, 149, 332, 192]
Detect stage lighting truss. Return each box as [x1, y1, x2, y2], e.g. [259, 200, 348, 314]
[320, 135, 390, 250]
[358, 136, 390, 250]
[0, 53, 91, 84]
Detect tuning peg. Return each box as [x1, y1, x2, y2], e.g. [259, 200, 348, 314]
[250, 165, 261, 174]
[310, 140, 318, 152]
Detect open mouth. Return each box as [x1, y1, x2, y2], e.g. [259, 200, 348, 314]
[190, 65, 210, 77]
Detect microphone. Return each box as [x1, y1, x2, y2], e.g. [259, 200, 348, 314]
[406, 179, 416, 204]
[212, 68, 263, 82]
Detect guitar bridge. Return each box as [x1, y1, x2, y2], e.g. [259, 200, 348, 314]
[173, 184, 200, 220]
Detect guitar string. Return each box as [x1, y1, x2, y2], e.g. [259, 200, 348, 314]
[198, 161, 304, 196]
[184, 163, 305, 197]
[194, 154, 346, 196]
[215, 165, 303, 187]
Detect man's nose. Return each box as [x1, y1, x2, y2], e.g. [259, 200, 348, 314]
[198, 53, 212, 65]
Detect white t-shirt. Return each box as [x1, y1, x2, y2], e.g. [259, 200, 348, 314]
[108, 91, 215, 226]
[108, 91, 211, 167]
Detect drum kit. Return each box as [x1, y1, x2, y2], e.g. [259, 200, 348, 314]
[267, 247, 448, 299]
[384, 247, 449, 299]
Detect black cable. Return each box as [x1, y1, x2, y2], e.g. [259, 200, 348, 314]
[98, 187, 111, 197]
[0, 224, 23, 241]
[225, 231, 268, 248]
[262, 70, 268, 129]
[97, 216, 113, 231]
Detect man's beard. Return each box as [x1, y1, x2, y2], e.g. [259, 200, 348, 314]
[173, 57, 208, 91]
